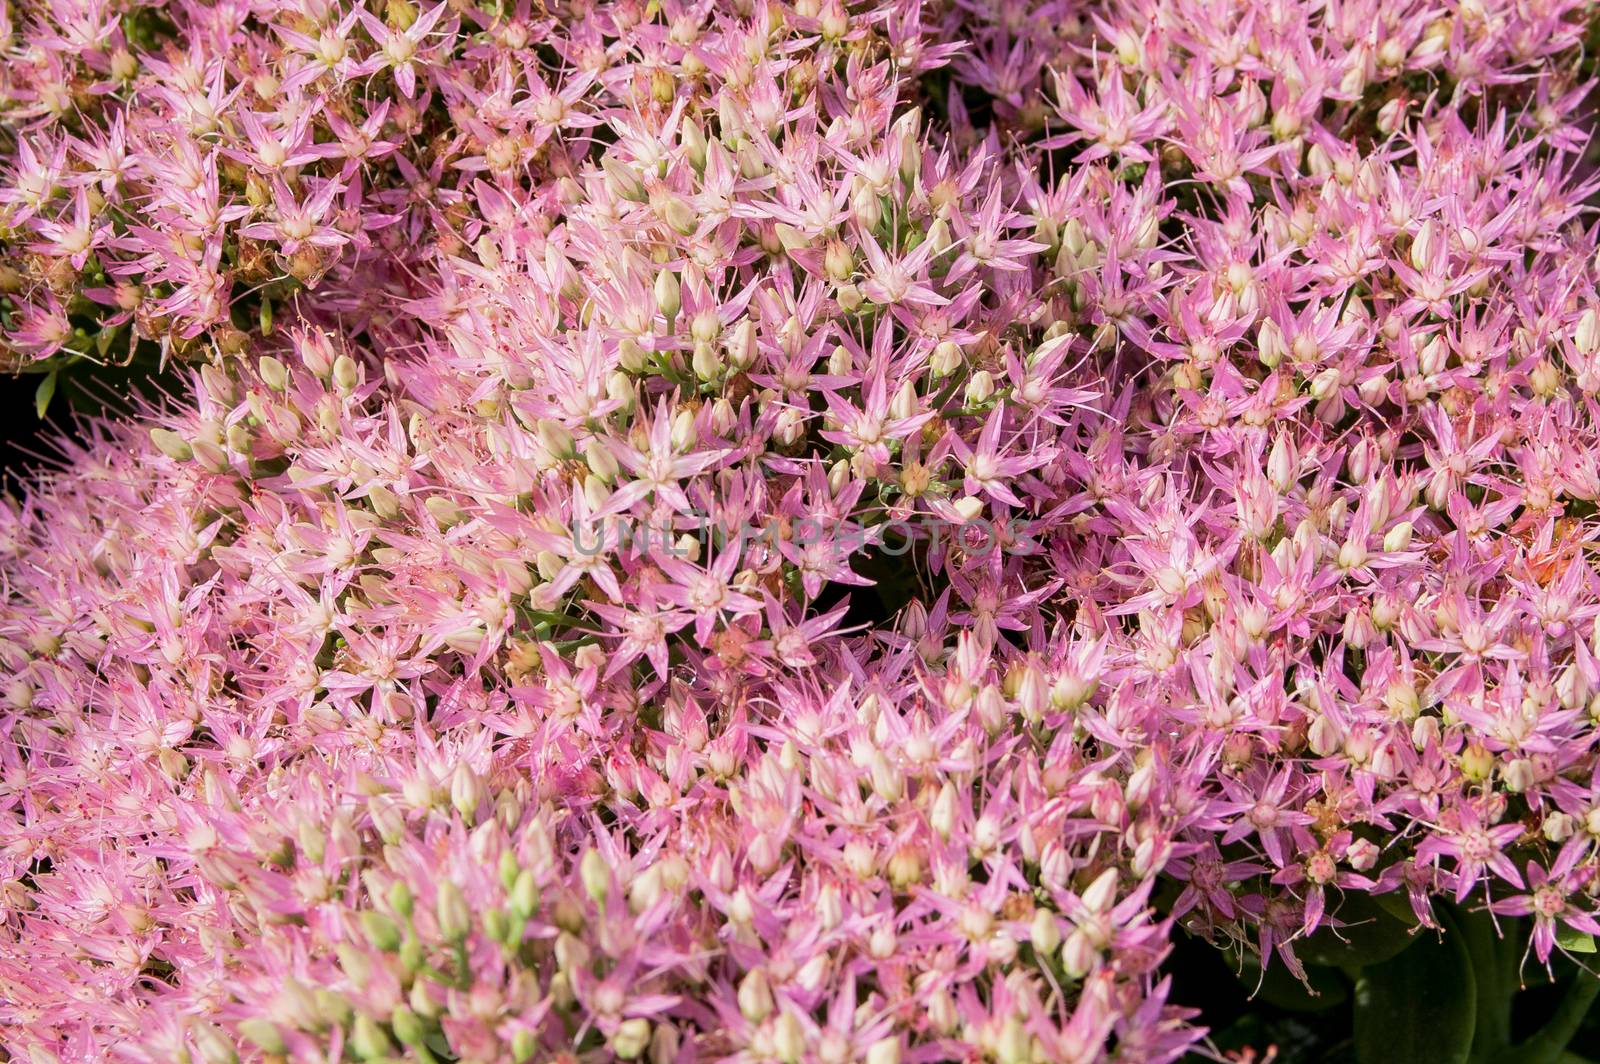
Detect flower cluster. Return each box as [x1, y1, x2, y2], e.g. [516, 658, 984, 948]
[3, 0, 1600, 1061]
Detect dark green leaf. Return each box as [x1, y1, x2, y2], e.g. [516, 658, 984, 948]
[1372, 888, 1427, 927]
[1299, 891, 1423, 968]
[1236, 955, 1349, 1013]
[1354, 928, 1475, 1064]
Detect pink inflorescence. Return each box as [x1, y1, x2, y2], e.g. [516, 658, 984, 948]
[4, 0, 1600, 1061]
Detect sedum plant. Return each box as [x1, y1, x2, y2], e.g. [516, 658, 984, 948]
[3, 0, 1600, 1062]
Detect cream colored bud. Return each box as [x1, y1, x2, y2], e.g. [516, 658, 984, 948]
[191, 1024, 238, 1064]
[451, 758, 480, 816]
[1062, 927, 1097, 979]
[602, 154, 646, 202]
[586, 439, 619, 481]
[890, 380, 917, 421]
[728, 319, 758, 369]
[537, 419, 576, 459]
[828, 344, 853, 377]
[952, 496, 985, 523]
[737, 969, 774, 1023]
[824, 240, 854, 282]
[1576, 308, 1600, 355]
[259, 355, 289, 392]
[580, 848, 610, 902]
[1031, 909, 1062, 954]
[670, 408, 697, 451]
[865, 1037, 901, 1064]
[150, 428, 193, 462]
[773, 1011, 806, 1064]
[612, 1019, 652, 1060]
[1267, 434, 1297, 492]
[692, 342, 723, 382]
[1410, 219, 1437, 271]
[1459, 742, 1493, 782]
[332, 355, 360, 394]
[965, 370, 995, 405]
[1501, 758, 1535, 793]
[1543, 812, 1576, 842]
[654, 269, 681, 321]
[660, 194, 696, 235]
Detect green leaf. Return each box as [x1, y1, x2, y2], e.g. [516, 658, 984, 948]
[1354, 928, 1475, 1064]
[34, 370, 58, 419]
[1299, 891, 1423, 968]
[1236, 955, 1349, 1013]
[1373, 888, 1427, 926]
[1555, 926, 1596, 954]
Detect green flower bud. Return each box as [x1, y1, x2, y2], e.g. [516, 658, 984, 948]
[536, 419, 576, 460]
[336, 944, 372, 990]
[236, 1019, 286, 1055]
[190, 1024, 237, 1064]
[332, 355, 360, 394]
[499, 849, 522, 891]
[350, 1014, 393, 1061]
[612, 1018, 651, 1060]
[483, 906, 511, 944]
[360, 910, 401, 952]
[150, 428, 194, 462]
[258, 355, 289, 392]
[391, 1005, 426, 1047]
[388, 880, 413, 920]
[654, 269, 681, 321]
[510, 869, 540, 920]
[314, 990, 353, 1029]
[580, 848, 610, 903]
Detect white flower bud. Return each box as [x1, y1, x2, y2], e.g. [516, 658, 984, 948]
[952, 496, 985, 523]
[670, 409, 697, 451]
[932, 340, 962, 376]
[585, 439, 619, 482]
[1030, 909, 1062, 954]
[1062, 927, 1098, 979]
[602, 154, 646, 202]
[259, 355, 290, 392]
[332, 354, 360, 394]
[692, 342, 723, 382]
[149, 428, 193, 462]
[1543, 812, 1576, 842]
[1082, 868, 1119, 913]
[889, 380, 917, 421]
[865, 1037, 901, 1064]
[1268, 433, 1297, 493]
[450, 762, 483, 820]
[612, 1019, 652, 1060]
[435, 876, 470, 940]
[580, 848, 610, 903]
[654, 269, 680, 321]
[737, 969, 774, 1023]
[1576, 308, 1600, 355]
[191, 1025, 238, 1064]
[1345, 838, 1380, 871]
[537, 419, 576, 460]
[1410, 219, 1437, 272]
[1500, 758, 1535, 794]
[965, 370, 995, 405]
